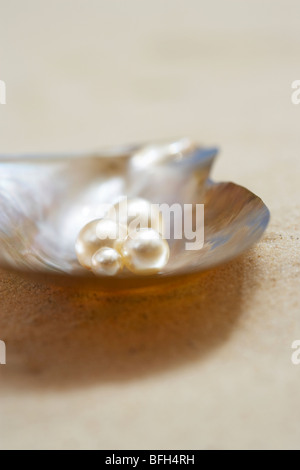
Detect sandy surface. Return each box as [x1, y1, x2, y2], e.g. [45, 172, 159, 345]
[0, 0, 300, 450]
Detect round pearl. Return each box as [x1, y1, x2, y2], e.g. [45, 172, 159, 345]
[75, 218, 126, 269]
[96, 218, 127, 242]
[120, 228, 170, 275]
[91, 247, 123, 276]
[106, 198, 163, 234]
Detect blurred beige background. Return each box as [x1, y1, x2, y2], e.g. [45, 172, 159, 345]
[0, 0, 300, 450]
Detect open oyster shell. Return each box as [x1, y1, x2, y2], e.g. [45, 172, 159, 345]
[0, 139, 270, 288]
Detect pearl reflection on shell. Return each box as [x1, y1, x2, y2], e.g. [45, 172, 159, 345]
[120, 228, 170, 275]
[106, 198, 163, 235]
[91, 247, 123, 276]
[75, 218, 126, 269]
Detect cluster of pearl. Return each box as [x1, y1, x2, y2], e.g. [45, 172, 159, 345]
[75, 198, 170, 276]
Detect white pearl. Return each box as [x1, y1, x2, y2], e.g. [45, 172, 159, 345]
[91, 247, 123, 276]
[96, 218, 127, 242]
[75, 218, 126, 269]
[120, 228, 170, 275]
[106, 198, 163, 234]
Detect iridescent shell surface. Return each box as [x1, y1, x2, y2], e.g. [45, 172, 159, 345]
[0, 139, 270, 289]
